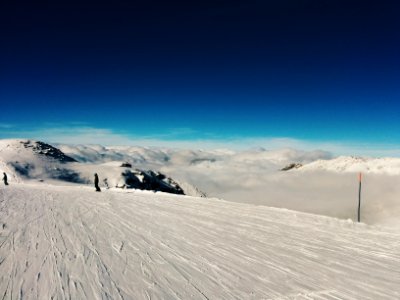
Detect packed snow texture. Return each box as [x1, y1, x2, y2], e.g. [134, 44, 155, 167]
[1, 184, 400, 299]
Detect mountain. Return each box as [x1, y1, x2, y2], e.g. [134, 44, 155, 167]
[21, 140, 77, 163]
[0, 139, 81, 183]
[298, 156, 400, 174]
[0, 140, 77, 164]
[0, 140, 203, 196]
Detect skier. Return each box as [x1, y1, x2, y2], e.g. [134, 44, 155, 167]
[94, 173, 101, 192]
[2, 172, 8, 185]
[103, 178, 109, 189]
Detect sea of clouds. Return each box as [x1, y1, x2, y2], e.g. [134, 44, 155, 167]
[56, 144, 400, 227]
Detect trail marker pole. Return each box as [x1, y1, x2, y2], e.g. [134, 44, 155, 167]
[358, 172, 362, 222]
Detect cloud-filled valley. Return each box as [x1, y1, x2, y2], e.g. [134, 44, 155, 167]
[2, 139, 400, 227]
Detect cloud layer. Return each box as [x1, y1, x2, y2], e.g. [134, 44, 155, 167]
[56, 143, 400, 227]
[2, 138, 400, 227]
[2, 125, 400, 157]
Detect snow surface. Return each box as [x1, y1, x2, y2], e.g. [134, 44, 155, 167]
[0, 140, 202, 197]
[299, 156, 400, 175]
[1, 183, 400, 299]
[3, 140, 400, 226]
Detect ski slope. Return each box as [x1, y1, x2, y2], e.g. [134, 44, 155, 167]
[1, 184, 400, 299]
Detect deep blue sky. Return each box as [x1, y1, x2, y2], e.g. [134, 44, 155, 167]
[1, 0, 400, 147]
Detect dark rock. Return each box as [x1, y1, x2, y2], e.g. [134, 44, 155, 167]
[10, 162, 35, 176]
[120, 162, 132, 168]
[281, 163, 303, 171]
[190, 158, 217, 165]
[118, 169, 185, 195]
[49, 168, 84, 183]
[21, 140, 77, 163]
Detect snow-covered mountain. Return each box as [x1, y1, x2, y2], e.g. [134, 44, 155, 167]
[298, 155, 400, 175]
[0, 140, 202, 196]
[0, 139, 81, 183]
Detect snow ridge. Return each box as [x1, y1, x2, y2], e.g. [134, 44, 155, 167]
[300, 155, 400, 175]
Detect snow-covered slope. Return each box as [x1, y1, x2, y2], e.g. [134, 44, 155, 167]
[299, 156, 400, 175]
[0, 184, 399, 299]
[0, 140, 203, 196]
[0, 139, 81, 184]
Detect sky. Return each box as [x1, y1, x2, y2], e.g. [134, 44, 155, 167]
[1, 0, 400, 153]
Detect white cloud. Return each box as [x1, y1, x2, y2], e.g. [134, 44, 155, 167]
[2, 125, 400, 157]
[55, 142, 400, 226]
[2, 128, 400, 226]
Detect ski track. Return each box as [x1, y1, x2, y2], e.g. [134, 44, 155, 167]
[0, 184, 400, 299]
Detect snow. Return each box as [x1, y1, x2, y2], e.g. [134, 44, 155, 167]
[1, 183, 400, 299]
[299, 156, 400, 175]
[0, 140, 202, 197]
[57, 144, 331, 171]
[2, 139, 400, 298]
[3, 140, 400, 226]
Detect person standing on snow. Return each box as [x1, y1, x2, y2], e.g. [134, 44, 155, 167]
[2, 172, 8, 185]
[94, 173, 101, 192]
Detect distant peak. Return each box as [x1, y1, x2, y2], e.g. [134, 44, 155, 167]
[20, 140, 77, 163]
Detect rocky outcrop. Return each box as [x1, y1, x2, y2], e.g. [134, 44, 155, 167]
[281, 163, 303, 171]
[21, 140, 77, 163]
[117, 169, 185, 195]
